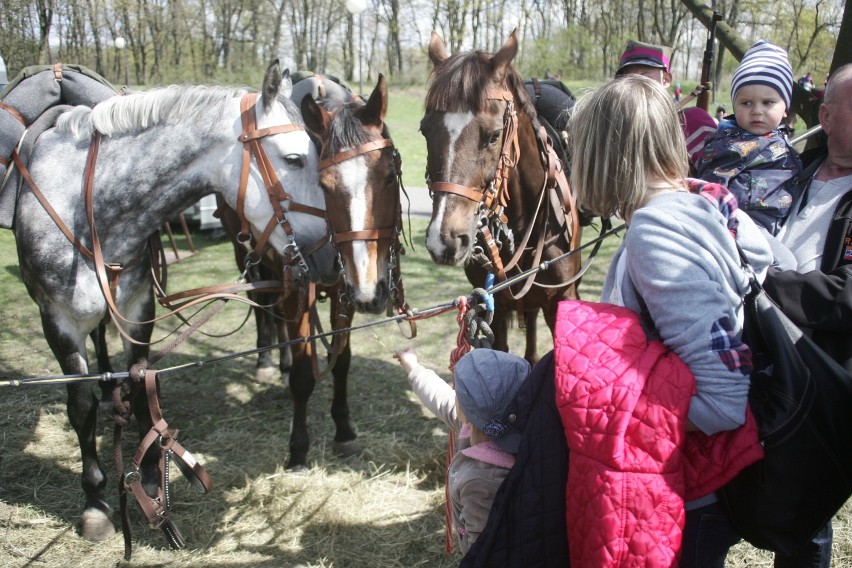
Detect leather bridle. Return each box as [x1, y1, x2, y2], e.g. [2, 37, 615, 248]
[427, 89, 518, 224]
[234, 92, 329, 297]
[424, 86, 583, 298]
[317, 125, 414, 336]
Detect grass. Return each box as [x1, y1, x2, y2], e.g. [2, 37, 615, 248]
[0, 83, 849, 567]
[0, 219, 617, 567]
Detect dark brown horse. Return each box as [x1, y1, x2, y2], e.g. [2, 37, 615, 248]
[420, 30, 582, 362]
[218, 74, 405, 469]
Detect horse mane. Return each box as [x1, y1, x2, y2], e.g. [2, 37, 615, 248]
[425, 50, 541, 129]
[56, 85, 303, 141]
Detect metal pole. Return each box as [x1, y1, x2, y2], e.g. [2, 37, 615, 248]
[124, 48, 130, 87]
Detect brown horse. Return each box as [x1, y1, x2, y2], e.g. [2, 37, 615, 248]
[420, 30, 582, 362]
[218, 74, 406, 469]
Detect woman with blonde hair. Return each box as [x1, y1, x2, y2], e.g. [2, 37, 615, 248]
[565, 74, 775, 565]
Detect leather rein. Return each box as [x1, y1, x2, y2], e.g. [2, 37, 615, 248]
[426, 87, 583, 299]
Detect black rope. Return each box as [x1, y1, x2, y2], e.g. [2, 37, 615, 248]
[1, 223, 626, 387]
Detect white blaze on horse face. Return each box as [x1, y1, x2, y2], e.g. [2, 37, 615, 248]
[443, 111, 473, 173]
[426, 111, 474, 256]
[338, 157, 377, 299]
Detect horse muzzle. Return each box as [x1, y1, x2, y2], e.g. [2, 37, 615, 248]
[346, 279, 389, 314]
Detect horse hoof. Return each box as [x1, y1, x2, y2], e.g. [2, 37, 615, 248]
[254, 366, 280, 384]
[286, 464, 310, 474]
[333, 439, 362, 457]
[80, 508, 116, 542]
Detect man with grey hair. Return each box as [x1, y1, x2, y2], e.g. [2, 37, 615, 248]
[759, 62, 852, 567]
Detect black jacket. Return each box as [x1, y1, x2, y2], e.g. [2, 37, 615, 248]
[460, 350, 570, 567]
[764, 148, 852, 373]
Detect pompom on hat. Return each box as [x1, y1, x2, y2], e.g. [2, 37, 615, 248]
[453, 349, 530, 454]
[731, 40, 793, 110]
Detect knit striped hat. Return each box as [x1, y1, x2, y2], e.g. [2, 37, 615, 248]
[731, 40, 793, 110]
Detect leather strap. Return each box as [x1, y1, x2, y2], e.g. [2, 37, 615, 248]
[122, 370, 213, 551]
[333, 228, 395, 244]
[13, 151, 96, 261]
[430, 181, 485, 203]
[0, 101, 26, 126]
[319, 138, 393, 170]
[238, 124, 303, 142]
[427, 89, 517, 223]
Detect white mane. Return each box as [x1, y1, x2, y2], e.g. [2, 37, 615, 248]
[56, 85, 246, 141]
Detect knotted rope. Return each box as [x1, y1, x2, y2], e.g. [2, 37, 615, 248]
[444, 283, 497, 552]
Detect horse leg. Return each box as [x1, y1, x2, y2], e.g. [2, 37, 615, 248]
[329, 290, 359, 456]
[253, 295, 280, 384]
[330, 342, 360, 456]
[276, 305, 292, 376]
[89, 323, 117, 412]
[523, 308, 540, 365]
[490, 304, 510, 353]
[38, 311, 114, 541]
[284, 309, 314, 470]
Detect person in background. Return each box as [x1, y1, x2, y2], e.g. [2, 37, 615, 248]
[696, 40, 801, 238]
[758, 63, 852, 568]
[393, 347, 530, 554]
[616, 40, 717, 172]
[715, 105, 728, 124]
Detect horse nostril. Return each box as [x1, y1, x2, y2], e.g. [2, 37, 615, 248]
[456, 233, 470, 250]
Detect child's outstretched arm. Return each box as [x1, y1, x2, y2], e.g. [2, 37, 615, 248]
[394, 348, 460, 430]
[393, 347, 420, 374]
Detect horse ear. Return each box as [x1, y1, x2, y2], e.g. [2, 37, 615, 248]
[262, 59, 283, 108]
[280, 69, 294, 100]
[301, 94, 330, 137]
[428, 31, 449, 66]
[361, 74, 388, 126]
[490, 29, 519, 83]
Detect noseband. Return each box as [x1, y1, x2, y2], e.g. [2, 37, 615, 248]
[427, 89, 518, 222]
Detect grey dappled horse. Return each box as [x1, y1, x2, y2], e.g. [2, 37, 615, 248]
[9, 61, 336, 542]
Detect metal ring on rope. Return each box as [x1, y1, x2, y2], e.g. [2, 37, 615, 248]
[463, 287, 495, 349]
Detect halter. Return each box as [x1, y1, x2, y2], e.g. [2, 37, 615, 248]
[424, 85, 583, 300]
[320, 136, 398, 247]
[318, 127, 414, 325]
[235, 92, 329, 298]
[427, 89, 518, 223]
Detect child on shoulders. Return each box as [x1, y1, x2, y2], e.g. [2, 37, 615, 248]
[696, 40, 802, 236]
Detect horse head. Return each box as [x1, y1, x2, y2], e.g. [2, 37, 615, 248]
[247, 60, 339, 285]
[301, 75, 400, 314]
[421, 30, 527, 266]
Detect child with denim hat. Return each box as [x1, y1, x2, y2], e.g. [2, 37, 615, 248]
[696, 40, 802, 238]
[393, 347, 529, 553]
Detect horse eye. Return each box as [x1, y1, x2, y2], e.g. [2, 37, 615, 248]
[487, 130, 502, 146]
[284, 154, 304, 168]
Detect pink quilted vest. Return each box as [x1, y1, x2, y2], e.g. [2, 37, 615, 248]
[554, 300, 763, 567]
